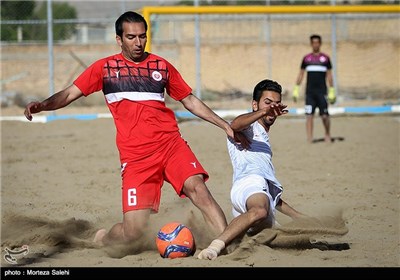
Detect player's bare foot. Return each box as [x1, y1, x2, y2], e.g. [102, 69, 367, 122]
[94, 229, 107, 245]
[325, 135, 332, 143]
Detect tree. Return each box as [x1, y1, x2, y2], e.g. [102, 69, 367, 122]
[29, 1, 77, 41]
[1, 0, 35, 41]
[1, 1, 77, 42]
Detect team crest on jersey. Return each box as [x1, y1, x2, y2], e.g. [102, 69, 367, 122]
[319, 56, 326, 63]
[152, 71, 162, 81]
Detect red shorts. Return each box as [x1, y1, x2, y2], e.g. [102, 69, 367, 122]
[121, 135, 208, 213]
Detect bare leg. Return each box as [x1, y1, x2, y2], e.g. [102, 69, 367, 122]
[218, 193, 270, 245]
[276, 199, 306, 220]
[94, 209, 151, 246]
[198, 193, 270, 260]
[321, 114, 331, 143]
[306, 115, 314, 143]
[183, 174, 227, 236]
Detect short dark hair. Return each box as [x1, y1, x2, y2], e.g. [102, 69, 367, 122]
[115, 11, 147, 37]
[310, 34, 322, 43]
[252, 79, 282, 102]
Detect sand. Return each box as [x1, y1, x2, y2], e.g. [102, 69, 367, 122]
[1, 112, 399, 269]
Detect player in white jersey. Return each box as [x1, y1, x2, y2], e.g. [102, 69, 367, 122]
[198, 79, 305, 260]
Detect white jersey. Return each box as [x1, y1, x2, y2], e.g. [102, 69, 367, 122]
[227, 121, 281, 185]
[227, 121, 283, 228]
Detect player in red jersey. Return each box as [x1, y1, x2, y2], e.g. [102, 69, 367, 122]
[24, 11, 238, 246]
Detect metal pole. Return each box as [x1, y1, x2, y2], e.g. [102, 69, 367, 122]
[330, 0, 339, 102]
[265, 0, 272, 79]
[194, 0, 201, 99]
[47, 0, 54, 98]
[120, 0, 126, 14]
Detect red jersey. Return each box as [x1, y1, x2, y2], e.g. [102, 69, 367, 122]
[74, 53, 192, 163]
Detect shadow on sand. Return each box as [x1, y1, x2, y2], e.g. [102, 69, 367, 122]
[312, 136, 345, 143]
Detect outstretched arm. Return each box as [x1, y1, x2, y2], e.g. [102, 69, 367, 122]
[230, 103, 287, 132]
[24, 84, 84, 121]
[180, 93, 234, 138]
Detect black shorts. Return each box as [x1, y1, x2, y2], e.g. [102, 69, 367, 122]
[305, 91, 329, 116]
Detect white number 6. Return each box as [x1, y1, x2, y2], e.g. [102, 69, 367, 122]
[127, 188, 137, 206]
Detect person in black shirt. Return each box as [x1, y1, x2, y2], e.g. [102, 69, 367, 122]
[293, 34, 336, 143]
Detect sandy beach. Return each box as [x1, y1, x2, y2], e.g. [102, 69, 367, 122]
[1, 110, 399, 270]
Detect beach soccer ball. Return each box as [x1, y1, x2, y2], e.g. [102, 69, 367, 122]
[156, 222, 195, 258]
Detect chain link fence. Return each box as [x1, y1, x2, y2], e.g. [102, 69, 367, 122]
[1, 1, 399, 110]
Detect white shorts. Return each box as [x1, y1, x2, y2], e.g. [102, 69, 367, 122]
[230, 174, 283, 230]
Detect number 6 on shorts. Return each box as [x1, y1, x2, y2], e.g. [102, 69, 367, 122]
[128, 188, 137, 206]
